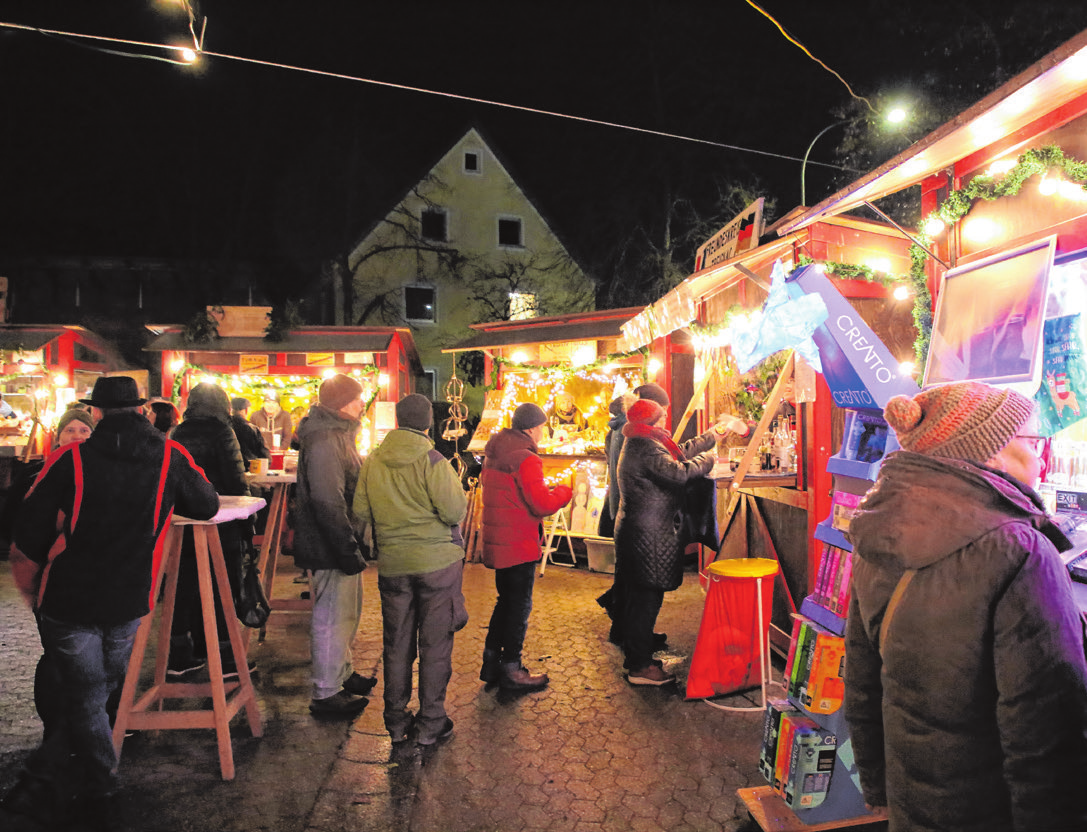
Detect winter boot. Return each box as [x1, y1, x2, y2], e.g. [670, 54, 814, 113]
[499, 661, 549, 691]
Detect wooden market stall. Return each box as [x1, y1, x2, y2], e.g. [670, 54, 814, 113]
[617, 214, 918, 653]
[145, 307, 422, 455]
[446, 307, 653, 566]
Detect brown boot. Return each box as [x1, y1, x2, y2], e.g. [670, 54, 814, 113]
[499, 662, 549, 691]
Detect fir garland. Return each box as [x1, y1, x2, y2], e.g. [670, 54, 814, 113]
[487, 346, 649, 390]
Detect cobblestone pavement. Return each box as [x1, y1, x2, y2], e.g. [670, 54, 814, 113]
[0, 555, 807, 832]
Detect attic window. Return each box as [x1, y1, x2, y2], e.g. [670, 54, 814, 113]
[421, 208, 448, 242]
[498, 216, 524, 248]
[463, 151, 481, 174]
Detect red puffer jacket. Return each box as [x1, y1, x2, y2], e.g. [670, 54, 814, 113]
[480, 428, 572, 570]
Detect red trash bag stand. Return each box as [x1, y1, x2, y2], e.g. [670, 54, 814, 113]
[686, 557, 778, 711]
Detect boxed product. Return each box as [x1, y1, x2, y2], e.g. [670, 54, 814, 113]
[831, 490, 862, 532]
[758, 698, 799, 784]
[799, 630, 846, 714]
[782, 719, 837, 809]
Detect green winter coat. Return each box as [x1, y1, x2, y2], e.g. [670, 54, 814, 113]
[352, 428, 467, 577]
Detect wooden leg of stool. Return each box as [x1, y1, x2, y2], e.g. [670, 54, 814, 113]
[206, 525, 263, 740]
[193, 526, 235, 780]
[112, 526, 182, 763]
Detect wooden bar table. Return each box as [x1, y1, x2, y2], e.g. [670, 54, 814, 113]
[111, 495, 266, 781]
[247, 470, 307, 613]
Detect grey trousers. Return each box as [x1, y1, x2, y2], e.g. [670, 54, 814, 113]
[378, 559, 467, 744]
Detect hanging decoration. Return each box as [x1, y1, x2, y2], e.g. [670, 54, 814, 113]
[443, 359, 470, 478]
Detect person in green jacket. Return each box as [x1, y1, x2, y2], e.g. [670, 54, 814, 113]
[352, 393, 468, 748]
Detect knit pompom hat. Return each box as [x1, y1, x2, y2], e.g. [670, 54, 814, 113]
[319, 374, 363, 412]
[511, 403, 547, 431]
[634, 382, 669, 407]
[396, 393, 433, 431]
[882, 381, 1035, 463]
[626, 398, 664, 426]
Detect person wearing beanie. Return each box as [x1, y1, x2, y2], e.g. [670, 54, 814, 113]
[229, 396, 269, 467]
[352, 393, 467, 747]
[633, 382, 670, 408]
[610, 395, 720, 686]
[293, 373, 375, 716]
[478, 402, 572, 691]
[845, 381, 1087, 831]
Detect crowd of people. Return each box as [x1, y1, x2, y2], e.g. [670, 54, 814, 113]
[3, 371, 1087, 831]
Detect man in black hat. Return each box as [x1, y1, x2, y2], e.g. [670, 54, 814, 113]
[3, 375, 219, 831]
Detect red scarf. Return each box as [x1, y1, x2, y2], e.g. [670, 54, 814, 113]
[622, 422, 685, 461]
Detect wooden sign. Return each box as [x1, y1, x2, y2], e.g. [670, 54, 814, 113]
[306, 353, 335, 367]
[240, 354, 269, 375]
[694, 198, 764, 272]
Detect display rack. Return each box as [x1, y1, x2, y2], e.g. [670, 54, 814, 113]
[743, 407, 893, 831]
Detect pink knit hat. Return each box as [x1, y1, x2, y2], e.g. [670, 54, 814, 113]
[626, 398, 664, 426]
[883, 381, 1035, 463]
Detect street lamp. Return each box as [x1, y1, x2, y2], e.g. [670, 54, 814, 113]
[800, 107, 910, 207]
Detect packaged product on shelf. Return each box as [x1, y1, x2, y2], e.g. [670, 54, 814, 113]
[782, 719, 837, 810]
[799, 631, 846, 714]
[830, 490, 862, 531]
[759, 698, 800, 784]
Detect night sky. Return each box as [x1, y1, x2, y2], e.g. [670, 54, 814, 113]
[0, 1, 1083, 299]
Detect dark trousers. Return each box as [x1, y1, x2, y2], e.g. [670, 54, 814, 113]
[484, 560, 537, 664]
[619, 583, 664, 670]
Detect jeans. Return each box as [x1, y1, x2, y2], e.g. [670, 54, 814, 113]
[379, 560, 467, 744]
[484, 560, 537, 665]
[35, 614, 141, 796]
[308, 568, 363, 699]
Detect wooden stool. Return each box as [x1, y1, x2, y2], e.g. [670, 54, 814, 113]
[249, 472, 310, 613]
[112, 495, 266, 780]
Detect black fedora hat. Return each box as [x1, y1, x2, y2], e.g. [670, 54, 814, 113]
[79, 376, 147, 408]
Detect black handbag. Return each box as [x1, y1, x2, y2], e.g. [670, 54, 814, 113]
[236, 550, 271, 629]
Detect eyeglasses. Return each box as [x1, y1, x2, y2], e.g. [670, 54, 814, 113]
[1015, 434, 1047, 455]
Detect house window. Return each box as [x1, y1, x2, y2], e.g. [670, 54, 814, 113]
[509, 292, 538, 320]
[463, 151, 481, 174]
[421, 208, 448, 242]
[416, 370, 437, 400]
[498, 216, 524, 248]
[405, 285, 436, 323]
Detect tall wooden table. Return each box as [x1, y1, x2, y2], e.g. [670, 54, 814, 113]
[111, 495, 266, 781]
[248, 471, 307, 613]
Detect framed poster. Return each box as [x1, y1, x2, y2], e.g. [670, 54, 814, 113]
[923, 236, 1055, 389]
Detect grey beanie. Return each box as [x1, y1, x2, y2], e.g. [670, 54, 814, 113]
[396, 393, 433, 431]
[512, 402, 547, 431]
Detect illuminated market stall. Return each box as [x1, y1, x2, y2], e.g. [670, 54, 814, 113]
[619, 210, 917, 652]
[447, 308, 652, 559]
[145, 307, 421, 454]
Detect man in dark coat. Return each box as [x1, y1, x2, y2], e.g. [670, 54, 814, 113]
[847, 381, 1087, 831]
[3, 376, 218, 831]
[230, 396, 269, 467]
[293, 374, 376, 716]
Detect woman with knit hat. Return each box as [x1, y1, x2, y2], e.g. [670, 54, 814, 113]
[613, 397, 718, 685]
[845, 381, 1087, 831]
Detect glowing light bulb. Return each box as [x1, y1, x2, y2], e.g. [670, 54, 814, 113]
[647, 358, 663, 376]
[987, 159, 1016, 176]
[1039, 176, 1058, 196]
[898, 361, 916, 376]
[170, 359, 185, 373]
[867, 258, 891, 274]
[53, 374, 68, 386]
[892, 286, 910, 301]
[511, 350, 529, 364]
[378, 373, 390, 387]
[963, 217, 999, 244]
[886, 107, 907, 124]
[923, 217, 946, 236]
[179, 47, 198, 63]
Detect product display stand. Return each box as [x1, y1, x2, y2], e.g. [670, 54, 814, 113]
[741, 408, 893, 829]
[540, 508, 577, 575]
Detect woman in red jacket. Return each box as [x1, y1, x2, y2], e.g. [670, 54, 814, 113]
[479, 403, 572, 691]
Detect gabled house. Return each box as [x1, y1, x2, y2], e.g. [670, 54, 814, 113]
[347, 126, 593, 405]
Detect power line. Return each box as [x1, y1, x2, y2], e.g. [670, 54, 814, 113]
[0, 19, 851, 172]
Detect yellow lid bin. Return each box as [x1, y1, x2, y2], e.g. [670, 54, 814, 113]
[705, 557, 779, 579]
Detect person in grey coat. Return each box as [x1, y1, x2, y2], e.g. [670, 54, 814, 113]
[846, 381, 1087, 832]
[293, 374, 377, 717]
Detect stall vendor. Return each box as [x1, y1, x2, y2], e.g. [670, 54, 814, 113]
[548, 392, 587, 437]
[252, 395, 294, 450]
